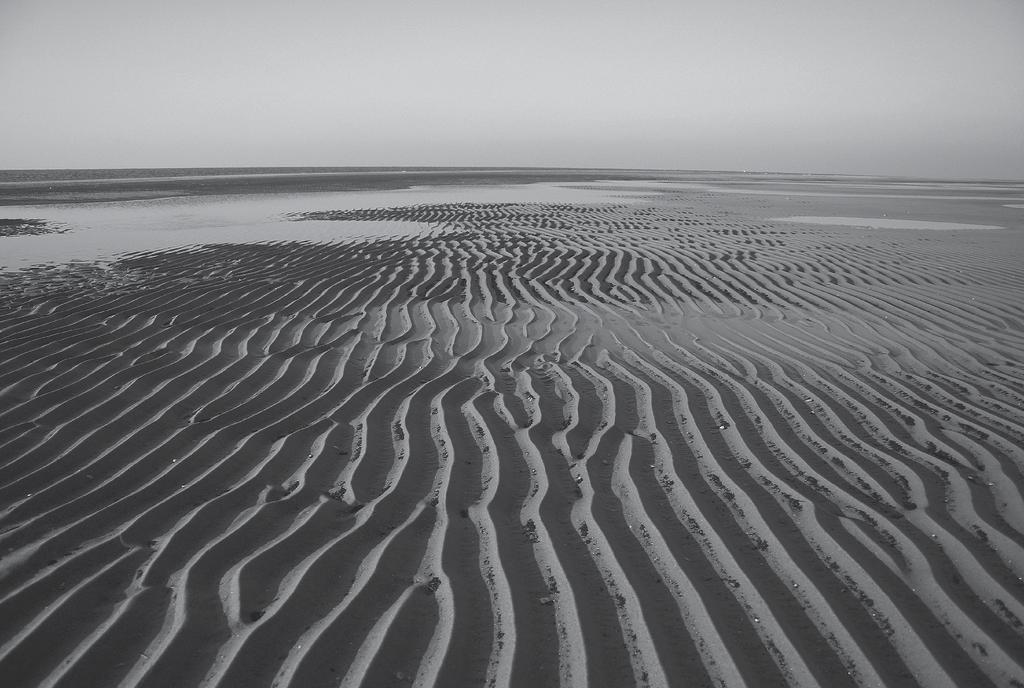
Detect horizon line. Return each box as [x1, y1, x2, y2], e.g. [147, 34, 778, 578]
[2, 165, 1022, 184]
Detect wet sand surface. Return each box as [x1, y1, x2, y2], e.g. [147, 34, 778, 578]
[1, 170, 1023, 687]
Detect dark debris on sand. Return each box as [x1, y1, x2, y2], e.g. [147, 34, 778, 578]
[0, 218, 69, 237]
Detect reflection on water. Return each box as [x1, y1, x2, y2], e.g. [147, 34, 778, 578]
[0, 183, 635, 271]
[774, 216, 1005, 231]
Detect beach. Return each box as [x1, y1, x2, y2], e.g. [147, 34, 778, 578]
[1, 170, 1023, 687]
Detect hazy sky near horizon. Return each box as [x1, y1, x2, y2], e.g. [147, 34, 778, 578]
[2, 0, 1023, 178]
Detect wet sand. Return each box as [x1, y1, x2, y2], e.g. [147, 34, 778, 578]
[1, 171, 1023, 687]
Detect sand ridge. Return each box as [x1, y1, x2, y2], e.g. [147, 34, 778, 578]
[1, 196, 1024, 687]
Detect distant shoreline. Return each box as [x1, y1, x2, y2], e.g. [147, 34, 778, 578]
[0, 168, 662, 206]
[3, 167, 1021, 207]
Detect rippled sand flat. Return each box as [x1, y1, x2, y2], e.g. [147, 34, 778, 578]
[1, 173, 1023, 687]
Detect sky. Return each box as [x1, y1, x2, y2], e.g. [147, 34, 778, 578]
[2, 0, 1023, 178]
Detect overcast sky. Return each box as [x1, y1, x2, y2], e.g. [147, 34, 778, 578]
[2, 0, 1022, 178]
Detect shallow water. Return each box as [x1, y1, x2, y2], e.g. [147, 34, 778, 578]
[609, 177, 1024, 200]
[774, 215, 1005, 230]
[3, 174, 1020, 271]
[0, 182, 638, 271]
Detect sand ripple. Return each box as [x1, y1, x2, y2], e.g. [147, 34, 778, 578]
[1, 200, 1023, 687]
